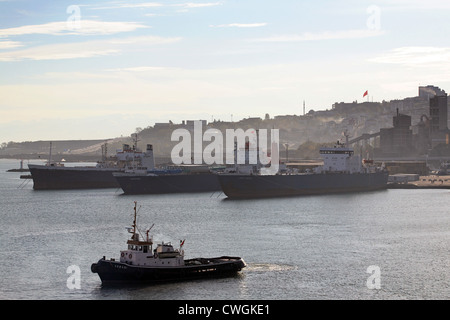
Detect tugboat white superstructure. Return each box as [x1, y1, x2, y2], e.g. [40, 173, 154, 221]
[91, 202, 245, 284]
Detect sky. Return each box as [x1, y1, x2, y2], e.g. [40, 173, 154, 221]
[1, 0, 450, 143]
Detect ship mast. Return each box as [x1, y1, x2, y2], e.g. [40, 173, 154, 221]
[132, 133, 140, 151]
[127, 201, 154, 245]
[132, 133, 140, 168]
[133, 201, 137, 235]
[126, 201, 139, 241]
[48, 142, 53, 166]
[343, 131, 350, 147]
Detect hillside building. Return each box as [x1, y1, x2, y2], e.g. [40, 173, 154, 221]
[379, 109, 414, 156]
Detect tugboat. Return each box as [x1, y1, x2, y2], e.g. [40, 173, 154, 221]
[91, 202, 246, 284]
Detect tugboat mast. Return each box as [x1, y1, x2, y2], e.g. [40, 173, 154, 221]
[129, 201, 153, 243]
[132, 201, 137, 236]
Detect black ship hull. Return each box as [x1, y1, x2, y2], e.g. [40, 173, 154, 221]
[218, 171, 389, 199]
[91, 256, 246, 284]
[114, 173, 221, 194]
[28, 164, 120, 190]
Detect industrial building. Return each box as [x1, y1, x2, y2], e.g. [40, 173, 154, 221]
[378, 86, 449, 157]
[379, 109, 414, 156]
[429, 93, 449, 147]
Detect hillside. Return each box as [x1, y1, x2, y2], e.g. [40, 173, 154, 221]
[0, 138, 132, 162]
[2, 91, 448, 162]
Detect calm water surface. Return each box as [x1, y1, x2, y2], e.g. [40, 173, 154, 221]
[0, 159, 449, 300]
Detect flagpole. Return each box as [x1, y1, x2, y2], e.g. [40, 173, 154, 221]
[363, 90, 368, 102]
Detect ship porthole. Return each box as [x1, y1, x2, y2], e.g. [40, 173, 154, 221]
[121, 252, 124, 257]
[129, 254, 132, 259]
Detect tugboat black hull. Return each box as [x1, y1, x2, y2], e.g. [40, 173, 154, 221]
[91, 256, 246, 284]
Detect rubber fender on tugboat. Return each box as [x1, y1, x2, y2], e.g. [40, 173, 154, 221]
[91, 263, 98, 273]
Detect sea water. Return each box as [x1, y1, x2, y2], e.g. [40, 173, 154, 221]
[0, 159, 449, 300]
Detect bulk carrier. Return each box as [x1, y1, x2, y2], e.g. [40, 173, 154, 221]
[217, 138, 389, 199]
[29, 136, 222, 193]
[113, 165, 222, 195]
[28, 138, 155, 190]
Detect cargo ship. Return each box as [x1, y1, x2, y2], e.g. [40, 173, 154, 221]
[91, 202, 246, 284]
[218, 139, 389, 199]
[113, 166, 222, 195]
[28, 139, 155, 190]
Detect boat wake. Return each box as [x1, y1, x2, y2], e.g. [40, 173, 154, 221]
[245, 263, 297, 273]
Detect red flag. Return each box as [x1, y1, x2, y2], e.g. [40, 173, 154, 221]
[363, 90, 368, 98]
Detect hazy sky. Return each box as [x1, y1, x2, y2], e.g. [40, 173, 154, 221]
[1, 0, 450, 143]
